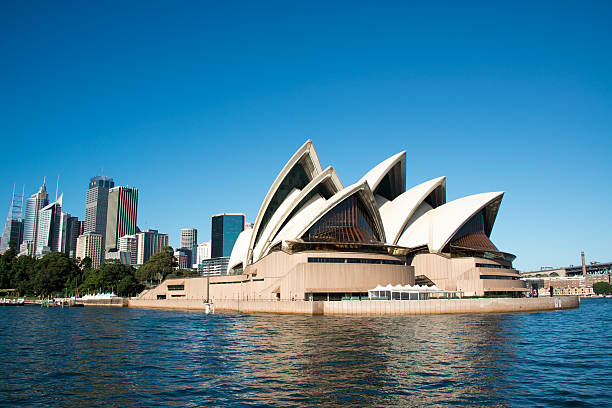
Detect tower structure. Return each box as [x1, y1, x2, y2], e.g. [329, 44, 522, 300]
[36, 194, 62, 256]
[76, 232, 103, 269]
[211, 213, 245, 258]
[0, 185, 24, 252]
[22, 181, 49, 253]
[84, 176, 114, 247]
[105, 186, 138, 253]
[135, 229, 168, 265]
[180, 228, 198, 267]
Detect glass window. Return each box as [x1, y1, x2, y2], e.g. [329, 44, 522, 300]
[302, 195, 381, 243]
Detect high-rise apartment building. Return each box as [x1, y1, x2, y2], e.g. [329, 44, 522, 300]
[119, 234, 137, 265]
[76, 232, 104, 269]
[135, 229, 168, 265]
[105, 186, 138, 253]
[22, 181, 48, 252]
[84, 176, 114, 243]
[196, 242, 211, 265]
[211, 213, 245, 258]
[180, 228, 197, 267]
[36, 194, 62, 256]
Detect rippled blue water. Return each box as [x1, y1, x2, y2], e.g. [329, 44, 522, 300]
[1, 298, 611, 407]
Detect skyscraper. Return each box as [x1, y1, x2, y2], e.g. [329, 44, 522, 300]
[105, 186, 138, 253]
[135, 229, 168, 265]
[58, 212, 82, 258]
[36, 194, 62, 256]
[22, 181, 48, 253]
[0, 185, 24, 252]
[180, 228, 197, 267]
[84, 176, 114, 247]
[76, 232, 103, 269]
[211, 213, 245, 258]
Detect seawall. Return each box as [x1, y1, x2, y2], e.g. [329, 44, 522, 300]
[77, 298, 127, 307]
[128, 296, 580, 315]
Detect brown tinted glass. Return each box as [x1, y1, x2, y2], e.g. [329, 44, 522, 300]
[302, 195, 381, 243]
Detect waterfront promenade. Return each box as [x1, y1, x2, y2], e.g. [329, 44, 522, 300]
[128, 296, 579, 315]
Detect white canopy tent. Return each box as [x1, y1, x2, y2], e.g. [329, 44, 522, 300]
[368, 284, 462, 300]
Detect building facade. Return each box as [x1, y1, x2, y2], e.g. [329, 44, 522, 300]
[135, 229, 168, 265]
[119, 234, 138, 265]
[196, 242, 211, 265]
[84, 176, 114, 249]
[105, 186, 138, 253]
[36, 194, 62, 257]
[174, 248, 190, 269]
[211, 213, 244, 258]
[76, 232, 104, 269]
[22, 181, 49, 253]
[57, 212, 82, 258]
[180, 228, 197, 268]
[198, 257, 230, 277]
[0, 186, 24, 252]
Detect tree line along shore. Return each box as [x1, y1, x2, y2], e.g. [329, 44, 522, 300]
[0, 242, 197, 298]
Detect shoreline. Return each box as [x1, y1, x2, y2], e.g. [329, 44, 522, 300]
[127, 296, 580, 315]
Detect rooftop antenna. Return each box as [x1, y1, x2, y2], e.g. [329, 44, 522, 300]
[43, 176, 46, 186]
[55, 175, 59, 202]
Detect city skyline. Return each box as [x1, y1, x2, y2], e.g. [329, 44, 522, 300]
[1, 2, 611, 271]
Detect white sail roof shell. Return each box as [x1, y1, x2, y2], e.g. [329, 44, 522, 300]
[247, 140, 323, 263]
[255, 166, 343, 262]
[397, 191, 504, 253]
[379, 177, 446, 245]
[227, 228, 253, 274]
[252, 188, 301, 262]
[358, 151, 406, 199]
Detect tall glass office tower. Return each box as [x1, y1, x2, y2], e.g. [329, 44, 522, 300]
[23, 181, 49, 252]
[211, 213, 245, 258]
[84, 176, 114, 244]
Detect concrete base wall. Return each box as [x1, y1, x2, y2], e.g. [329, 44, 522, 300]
[78, 298, 127, 307]
[128, 296, 579, 315]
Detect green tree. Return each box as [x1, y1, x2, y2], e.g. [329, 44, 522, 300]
[12, 255, 36, 296]
[135, 246, 176, 283]
[32, 252, 81, 297]
[166, 269, 199, 279]
[79, 256, 92, 270]
[79, 268, 104, 295]
[0, 241, 18, 289]
[593, 281, 612, 295]
[116, 275, 144, 297]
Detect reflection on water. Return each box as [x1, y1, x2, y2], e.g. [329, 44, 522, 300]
[1, 299, 610, 407]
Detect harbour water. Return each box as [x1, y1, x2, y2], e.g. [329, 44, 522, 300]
[1, 298, 611, 407]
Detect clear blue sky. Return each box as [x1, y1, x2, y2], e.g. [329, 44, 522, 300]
[1, 1, 611, 271]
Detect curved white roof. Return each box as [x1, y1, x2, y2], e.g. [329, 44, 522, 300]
[252, 187, 301, 262]
[358, 151, 406, 201]
[268, 194, 328, 251]
[247, 140, 323, 264]
[227, 228, 253, 274]
[255, 166, 343, 261]
[379, 177, 446, 245]
[397, 191, 504, 253]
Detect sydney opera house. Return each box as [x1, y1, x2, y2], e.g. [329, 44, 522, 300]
[144, 140, 526, 302]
